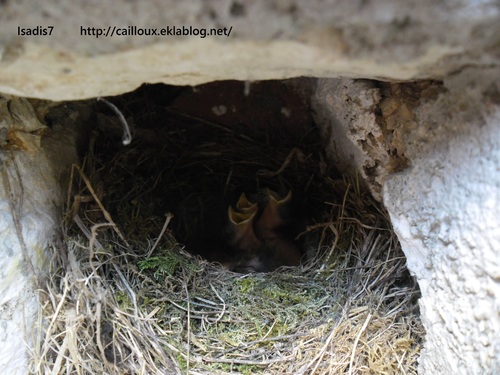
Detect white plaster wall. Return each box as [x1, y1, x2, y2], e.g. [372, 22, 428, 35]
[383, 68, 500, 374]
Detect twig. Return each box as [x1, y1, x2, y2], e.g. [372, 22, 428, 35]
[147, 212, 174, 257]
[257, 147, 305, 177]
[201, 355, 295, 365]
[71, 164, 129, 246]
[307, 318, 342, 375]
[349, 313, 372, 375]
[184, 276, 191, 375]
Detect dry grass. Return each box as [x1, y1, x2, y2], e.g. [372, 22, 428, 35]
[31, 89, 423, 374]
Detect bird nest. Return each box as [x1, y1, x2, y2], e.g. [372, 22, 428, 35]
[32, 82, 424, 374]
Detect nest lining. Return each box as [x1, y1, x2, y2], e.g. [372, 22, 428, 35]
[32, 83, 423, 374]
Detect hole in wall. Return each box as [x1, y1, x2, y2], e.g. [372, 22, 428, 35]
[90, 79, 336, 272]
[36, 78, 423, 373]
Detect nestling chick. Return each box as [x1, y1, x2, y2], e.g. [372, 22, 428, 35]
[225, 193, 264, 271]
[225, 189, 301, 272]
[227, 203, 261, 255]
[255, 189, 301, 267]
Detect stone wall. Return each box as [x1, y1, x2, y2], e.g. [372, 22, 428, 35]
[312, 69, 500, 374]
[0, 98, 87, 373]
[0, 0, 498, 99]
[0, 0, 499, 373]
[385, 68, 500, 374]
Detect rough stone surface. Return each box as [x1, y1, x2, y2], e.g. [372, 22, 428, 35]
[0, 0, 499, 100]
[312, 79, 384, 199]
[313, 69, 500, 374]
[1, 0, 498, 59]
[312, 79, 443, 200]
[384, 67, 500, 374]
[0, 98, 87, 374]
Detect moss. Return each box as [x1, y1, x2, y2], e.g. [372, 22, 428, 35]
[138, 248, 200, 280]
[115, 290, 132, 309]
[236, 276, 258, 293]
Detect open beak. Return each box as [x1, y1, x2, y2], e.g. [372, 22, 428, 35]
[227, 196, 260, 252]
[256, 189, 292, 236]
[235, 192, 258, 215]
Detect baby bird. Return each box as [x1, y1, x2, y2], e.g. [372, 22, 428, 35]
[226, 193, 261, 255]
[255, 189, 292, 238]
[255, 189, 301, 268]
[225, 193, 264, 272]
[225, 189, 301, 272]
